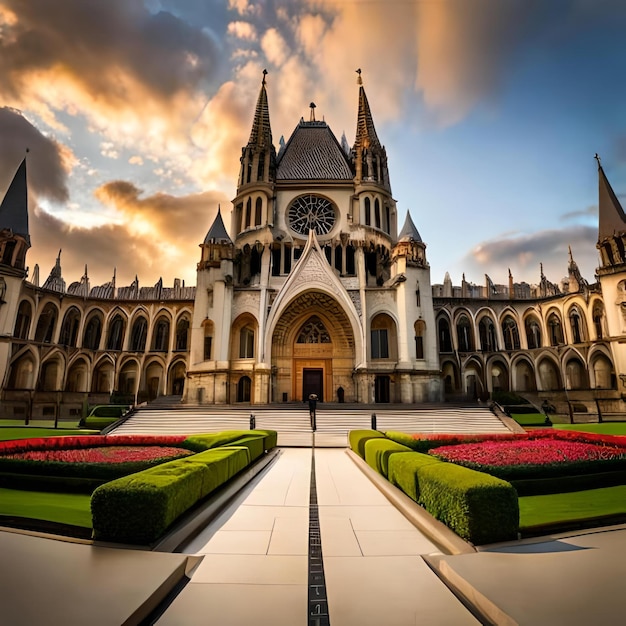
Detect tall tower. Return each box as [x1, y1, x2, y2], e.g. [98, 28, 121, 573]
[0, 158, 30, 387]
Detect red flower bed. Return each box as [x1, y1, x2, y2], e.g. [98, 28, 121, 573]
[428, 433, 626, 480]
[430, 439, 625, 467]
[4, 446, 193, 464]
[0, 434, 195, 482]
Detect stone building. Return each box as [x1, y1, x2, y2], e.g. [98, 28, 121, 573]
[1, 75, 625, 418]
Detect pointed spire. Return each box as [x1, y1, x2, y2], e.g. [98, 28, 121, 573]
[204, 205, 232, 244]
[596, 154, 626, 240]
[42, 249, 66, 292]
[32, 264, 40, 287]
[247, 69, 273, 148]
[353, 70, 381, 151]
[398, 211, 422, 243]
[0, 157, 30, 243]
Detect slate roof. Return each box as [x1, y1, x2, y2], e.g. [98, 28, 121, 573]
[0, 158, 29, 242]
[276, 121, 354, 181]
[204, 207, 232, 244]
[398, 211, 422, 243]
[598, 162, 626, 240]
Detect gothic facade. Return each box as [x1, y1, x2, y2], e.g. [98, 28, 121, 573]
[1, 76, 625, 418]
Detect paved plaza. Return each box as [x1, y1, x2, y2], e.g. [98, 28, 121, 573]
[3, 442, 626, 625]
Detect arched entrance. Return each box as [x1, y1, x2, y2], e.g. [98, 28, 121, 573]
[271, 291, 356, 403]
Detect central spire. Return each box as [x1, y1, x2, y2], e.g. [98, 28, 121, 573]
[247, 69, 273, 148]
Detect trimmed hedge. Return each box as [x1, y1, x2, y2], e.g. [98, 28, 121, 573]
[364, 438, 413, 477]
[91, 447, 249, 544]
[387, 451, 442, 502]
[418, 462, 519, 545]
[348, 430, 386, 459]
[512, 469, 626, 497]
[183, 430, 276, 457]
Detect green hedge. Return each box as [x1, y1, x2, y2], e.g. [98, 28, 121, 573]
[387, 451, 442, 502]
[83, 416, 119, 430]
[183, 430, 276, 456]
[91, 447, 249, 544]
[364, 438, 413, 477]
[418, 462, 519, 545]
[87, 405, 130, 418]
[349, 430, 386, 458]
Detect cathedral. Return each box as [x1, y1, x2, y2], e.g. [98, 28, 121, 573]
[1, 74, 626, 419]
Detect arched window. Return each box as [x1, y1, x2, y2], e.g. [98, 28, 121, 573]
[374, 199, 381, 229]
[593, 303, 604, 340]
[438, 318, 452, 352]
[59, 307, 81, 347]
[569, 307, 584, 344]
[257, 151, 265, 181]
[38, 359, 61, 391]
[456, 315, 473, 352]
[385, 206, 390, 234]
[239, 327, 254, 358]
[414, 320, 426, 359]
[237, 376, 251, 402]
[479, 317, 498, 351]
[152, 317, 170, 352]
[525, 318, 542, 349]
[14, 300, 32, 340]
[245, 198, 252, 229]
[297, 317, 331, 343]
[175, 318, 190, 351]
[83, 314, 103, 350]
[203, 320, 214, 360]
[364, 198, 371, 226]
[106, 314, 126, 350]
[370, 314, 396, 360]
[548, 313, 564, 346]
[130, 317, 148, 352]
[34, 303, 58, 343]
[502, 316, 520, 351]
[255, 197, 262, 226]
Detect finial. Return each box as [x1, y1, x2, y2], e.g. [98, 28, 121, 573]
[217, 203, 221, 214]
[262, 69, 267, 85]
[594, 153, 601, 167]
[26, 147, 30, 154]
[309, 102, 316, 122]
[356, 68, 362, 85]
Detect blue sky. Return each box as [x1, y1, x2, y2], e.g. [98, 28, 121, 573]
[0, 0, 625, 289]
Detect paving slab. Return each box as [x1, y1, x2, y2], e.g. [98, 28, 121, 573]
[0, 530, 199, 626]
[426, 527, 626, 625]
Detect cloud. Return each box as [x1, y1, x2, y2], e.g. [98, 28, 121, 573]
[0, 0, 223, 159]
[0, 106, 74, 204]
[228, 21, 257, 40]
[562, 205, 598, 220]
[29, 184, 230, 288]
[466, 225, 599, 283]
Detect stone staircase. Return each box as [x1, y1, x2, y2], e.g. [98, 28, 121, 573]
[108, 402, 512, 447]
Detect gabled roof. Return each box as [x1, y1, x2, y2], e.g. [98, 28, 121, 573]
[276, 121, 353, 180]
[0, 158, 30, 242]
[397, 211, 422, 243]
[204, 207, 232, 244]
[598, 160, 626, 240]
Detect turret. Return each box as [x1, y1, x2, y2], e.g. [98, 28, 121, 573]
[0, 158, 30, 272]
[233, 71, 277, 239]
[596, 154, 626, 272]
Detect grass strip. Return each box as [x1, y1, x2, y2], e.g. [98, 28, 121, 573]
[0, 487, 92, 528]
[0, 428, 98, 441]
[510, 413, 550, 426]
[519, 485, 626, 529]
[554, 423, 626, 436]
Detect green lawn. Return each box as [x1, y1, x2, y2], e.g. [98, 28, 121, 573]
[0, 488, 93, 529]
[554, 423, 626, 436]
[0, 428, 98, 441]
[510, 413, 551, 426]
[519, 485, 626, 530]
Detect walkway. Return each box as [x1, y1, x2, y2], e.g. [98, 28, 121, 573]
[157, 447, 478, 625]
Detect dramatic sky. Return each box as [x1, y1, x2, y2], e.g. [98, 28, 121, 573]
[1, 0, 625, 290]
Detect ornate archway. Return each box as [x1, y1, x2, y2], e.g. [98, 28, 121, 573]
[271, 291, 356, 402]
